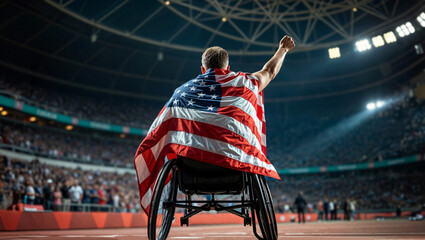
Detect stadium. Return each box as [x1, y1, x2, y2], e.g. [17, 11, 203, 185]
[0, 0, 425, 239]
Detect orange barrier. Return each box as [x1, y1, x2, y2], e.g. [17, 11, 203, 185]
[0, 210, 421, 231]
[0, 210, 148, 231]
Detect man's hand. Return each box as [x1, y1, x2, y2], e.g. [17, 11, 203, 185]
[280, 35, 295, 51]
[253, 35, 294, 91]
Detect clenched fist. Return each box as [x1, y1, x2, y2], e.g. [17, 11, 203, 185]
[280, 36, 295, 51]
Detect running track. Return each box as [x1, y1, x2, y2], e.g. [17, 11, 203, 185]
[1, 220, 425, 239]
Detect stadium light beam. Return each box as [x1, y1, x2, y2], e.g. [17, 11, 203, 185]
[366, 102, 376, 110]
[355, 39, 371, 52]
[396, 22, 415, 37]
[328, 47, 341, 59]
[376, 101, 385, 108]
[372, 35, 385, 47]
[383, 31, 397, 44]
[417, 12, 425, 27]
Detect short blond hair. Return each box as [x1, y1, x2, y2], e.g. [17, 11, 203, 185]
[201, 46, 229, 69]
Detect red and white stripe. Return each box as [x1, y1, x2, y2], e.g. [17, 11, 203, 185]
[134, 70, 278, 214]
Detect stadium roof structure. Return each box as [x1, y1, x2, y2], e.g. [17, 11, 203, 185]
[44, 0, 422, 55]
[0, 0, 424, 103]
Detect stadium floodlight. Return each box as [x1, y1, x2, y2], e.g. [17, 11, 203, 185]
[383, 31, 397, 44]
[396, 22, 415, 37]
[417, 12, 425, 27]
[328, 47, 341, 59]
[372, 35, 385, 47]
[355, 39, 371, 52]
[366, 102, 376, 110]
[376, 101, 385, 108]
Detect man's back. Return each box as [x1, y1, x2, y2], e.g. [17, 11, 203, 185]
[134, 37, 294, 214]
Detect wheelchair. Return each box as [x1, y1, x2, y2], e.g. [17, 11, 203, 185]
[148, 156, 278, 240]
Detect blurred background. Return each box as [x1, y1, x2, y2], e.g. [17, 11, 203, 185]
[0, 0, 424, 220]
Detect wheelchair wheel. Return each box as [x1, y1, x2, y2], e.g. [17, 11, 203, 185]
[251, 174, 277, 240]
[148, 159, 178, 240]
[259, 175, 278, 238]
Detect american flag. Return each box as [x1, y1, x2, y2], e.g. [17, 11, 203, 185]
[134, 68, 280, 214]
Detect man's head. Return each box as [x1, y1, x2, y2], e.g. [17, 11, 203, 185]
[201, 46, 229, 73]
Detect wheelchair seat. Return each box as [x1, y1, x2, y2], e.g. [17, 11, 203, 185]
[177, 156, 245, 195]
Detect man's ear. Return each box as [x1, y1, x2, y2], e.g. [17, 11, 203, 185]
[201, 66, 206, 74]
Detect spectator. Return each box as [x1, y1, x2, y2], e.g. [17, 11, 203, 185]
[0, 180, 6, 209]
[98, 184, 107, 211]
[43, 179, 54, 211]
[112, 188, 120, 212]
[329, 199, 335, 220]
[323, 197, 329, 221]
[294, 192, 307, 224]
[69, 179, 83, 211]
[90, 183, 100, 212]
[343, 199, 350, 221]
[317, 200, 324, 221]
[350, 199, 356, 221]
[61, 180, 71, 212]
[52, 186, 62, 211]
[25, 178, 35, 205]
[81, 184, 91, 211]
[34, 180, 43, 205]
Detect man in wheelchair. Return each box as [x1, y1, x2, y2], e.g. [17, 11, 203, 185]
[135, 36, 295, 240]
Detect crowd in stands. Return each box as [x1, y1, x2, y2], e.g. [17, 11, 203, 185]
[0, 78, 159, 129]
[0, 156, 140, 212]
[1, 78, 425, 169]
[267, 95, 425, 168]
[271, 162, 425, 213]
[1, 156, 423, 214]
[0, 119, 139, 167]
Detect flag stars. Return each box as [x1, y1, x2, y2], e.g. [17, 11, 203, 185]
[198, 92, 205, 98]
[190, 86, 196, 91]
[192, 79, 199, 83]
[173, 99, 178, 105]
[188, 99, 195, 106]
[209, 85, 216, 91]
[207, 105, 214, 111]
[199, 80, 206, 86]
[184, 83, 189, 87]
[211, 94, 218, 99]
[176, 89, 181, 93]
[180, 92, 187, 97]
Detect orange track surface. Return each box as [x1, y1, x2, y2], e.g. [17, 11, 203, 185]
[1, 220, 425, 239]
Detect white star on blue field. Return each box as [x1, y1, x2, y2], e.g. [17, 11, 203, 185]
[166, 69, 222, 113]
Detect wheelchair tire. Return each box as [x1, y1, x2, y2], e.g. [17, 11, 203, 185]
[259, 175, 278, 238]
[251, 174, 277, 240]
[148, 159, 178, 240]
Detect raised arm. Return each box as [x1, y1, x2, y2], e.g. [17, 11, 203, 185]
[253, 36, 295, 92]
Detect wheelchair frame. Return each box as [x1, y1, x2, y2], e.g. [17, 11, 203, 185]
[147, 158, 277, 240]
